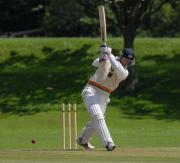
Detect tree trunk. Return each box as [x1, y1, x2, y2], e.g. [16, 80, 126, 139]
[123, 63, 138, 94]
[119, 30, 138, 94]
[122, 30, 135, 49]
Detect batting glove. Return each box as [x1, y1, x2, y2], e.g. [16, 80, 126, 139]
[99, 44, 107, 62]
[101, 44, 112, 55]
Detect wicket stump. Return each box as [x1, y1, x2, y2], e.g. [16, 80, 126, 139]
[61, 103, 77, 150]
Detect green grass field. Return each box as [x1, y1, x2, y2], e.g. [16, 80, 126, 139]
[1, 148, 180, 163]
[0, 109, 180, 162]
[0, 108, 180, 163]
[0, 38, 180, 162]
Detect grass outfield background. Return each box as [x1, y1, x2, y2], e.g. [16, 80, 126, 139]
[0, 38, 179, 118]
[0, 38, 180, 162]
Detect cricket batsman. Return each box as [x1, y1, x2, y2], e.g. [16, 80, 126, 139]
[76, 44, 135, 151]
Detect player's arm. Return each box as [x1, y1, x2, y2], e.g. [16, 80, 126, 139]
[92, 44, 108, 67]
[92, 58, 100, 67]
[92, 56, 108, 67]
[107, 54, 128, 79]
[102, 46, 128, 79]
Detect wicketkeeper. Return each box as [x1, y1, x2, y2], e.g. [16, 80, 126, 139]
[76, 44, 135, 151]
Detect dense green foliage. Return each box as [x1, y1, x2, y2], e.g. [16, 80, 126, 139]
[44, 0, 85, 36]
[0, 38, 179, 119]
[0, 0, 48, 34]
[142, 1, 180, 37]
[0, 0, 179, 37]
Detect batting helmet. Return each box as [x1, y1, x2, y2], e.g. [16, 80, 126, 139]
[121, 48, 135, 61]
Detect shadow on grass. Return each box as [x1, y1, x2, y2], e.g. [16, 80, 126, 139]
[0, 44, 94, 115]
[0, 45, 180, 120]
[112, 52, 180, 120]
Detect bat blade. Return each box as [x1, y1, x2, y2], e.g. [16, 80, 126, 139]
[98, 5, 107, 44]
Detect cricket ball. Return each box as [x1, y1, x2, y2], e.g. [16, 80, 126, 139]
[31, 139, 36, 144]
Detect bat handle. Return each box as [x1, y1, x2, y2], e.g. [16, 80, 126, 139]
[101, 42, 107, 47]
[99, 0, 105, 5]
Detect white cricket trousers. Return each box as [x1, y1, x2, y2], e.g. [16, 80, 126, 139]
[80, 86, 114, 147]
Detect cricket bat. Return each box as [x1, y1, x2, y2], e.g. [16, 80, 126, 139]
[98, 4, 107, 44]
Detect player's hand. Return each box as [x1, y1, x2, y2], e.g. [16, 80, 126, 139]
[99, 44, 108, 62]
[100, 44, 112, 55]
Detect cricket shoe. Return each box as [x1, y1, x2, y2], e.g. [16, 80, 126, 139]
[76, 137, 95, 150]
[106, 142, 116, 151]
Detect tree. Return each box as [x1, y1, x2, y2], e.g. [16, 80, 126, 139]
[78, 0, 120, 37]
[108, 0, 170, 48]
[0, 0, 48, 34]
[106, 0, 171, 93]
[43, 0, 119, 37]
[142, 0, 180, 37]
[44, 0, 84, 36]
